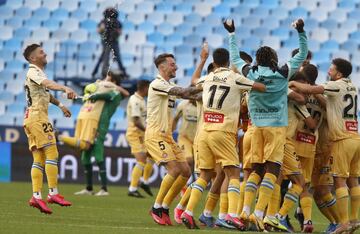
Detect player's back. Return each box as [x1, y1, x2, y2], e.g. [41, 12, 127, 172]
[201, 67, 253, 134]
[24, 64, 50, 123]
[324, 78, 359, 141]
[177, 100, 197, 141]
[126, 93, 146, 133]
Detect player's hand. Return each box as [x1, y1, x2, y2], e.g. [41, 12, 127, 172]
[60, 105, 71, 118]
[64, 87, 77, 99]
[223, 19, 235, 33]
[200, 42, 209, 61]
[292, 18, 304, 33]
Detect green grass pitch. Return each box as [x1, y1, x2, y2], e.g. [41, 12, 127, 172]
[0, 182, 330, 233]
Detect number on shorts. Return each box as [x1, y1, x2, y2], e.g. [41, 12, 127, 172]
[343, 94, 358, 119]
[158, 141, 165, 150]
[42, 123, 53, 133]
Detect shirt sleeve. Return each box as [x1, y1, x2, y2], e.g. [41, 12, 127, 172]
[321, 81, 340, 96]
[130, 98, 141, 118]
[286, 32, 308, 79]
[27, 68, 47, 85]
[228, 33, 249, 76]
[294, 104, 311, 120]
[151, 79, 174, 96]
[235, 73, 254, 91]
[175, 100, 185, 117]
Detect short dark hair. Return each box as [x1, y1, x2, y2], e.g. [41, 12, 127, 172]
[212, 48, 229, 67]
[207, 62, 214, 74]
[332, 58, 352, 78]
[137, 79, 150, 90]
[107, 71, 122, 86]
[291, 48, 312, 60]
[23, 44, 40, 62]
[289, 71, 307, 82]
[154, 53, 174, 68]
[255, 46, 278, 71]
[240, 51, 253, 64]
[302, 64, 318, 85]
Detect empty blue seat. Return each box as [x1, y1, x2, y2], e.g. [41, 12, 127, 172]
[313, 51, 331, 64]
[80, 19, 97, 32]
[194, 25, 213, 36]
[290, 7, 308, 18]
[14, 7, 31, 20]
[79, 0, 96, 12]
[321, 40, 340, 52]
[339, 19, 358, 33]
[138, 21, 155, 34]
[165, 34, 183, 46]
[42, 18, 61, 31]
[52, 8, 69, 21]
[320, 19, 338, 31]
[184, 13, 202, 26]
[5, 60, 24, 72]
[0, 115, 15, 125]
[123, 21, 135, 31]
[184, 34, 203, 47]
[261, 0, 279, 9]
[71, 9, 88, 21]
[252, 6, 270, 18]
[232, 6, 251, 18]
[175, 2, 193, 14]
[203, 14, 222, 26]
[0, 70, 16, 81]
[155, 3, 174, 13]
[213, 5, 231, 17]
[252, 27, 270, 39]
[348, 9, 360, 21]
[341, 40, 359, 52]
[0, 48, 15, 60]
[242, 0, 260, 8]
[242, 37, 261, 49]
[4, 38, 22, 50]
[6, 17, 22, 28]
[0, 6, 13, 19]
[338, 0, 356, 10]
[6, 103, 25, 116]
[33, 7, 50, 21]
[175, 24, 193, 36]
[0, 91, 15, 104]
[5, 0, 22, 9]
[350, 31, 360, 43]
[23, 18, 41, 30]
[79, 41, 97, 52]
[176, 54, 194, 69]
[157, 22, 174, 36]
[175, 44, 193, 55]
[261, 17, 280, 29]
[147, 12, 165, 26]
[270, 7, 289, 19]
[147, 32, 165, 45]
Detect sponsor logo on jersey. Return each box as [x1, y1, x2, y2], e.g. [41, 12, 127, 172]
[204, 112, 224, 123]
[296, 131, 316, 144]
[345, 121, 358, 131]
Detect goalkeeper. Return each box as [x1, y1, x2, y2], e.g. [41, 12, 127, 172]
[59, 72, 129, 195]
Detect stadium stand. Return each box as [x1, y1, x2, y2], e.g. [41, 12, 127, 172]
[0, 0, 360, 130]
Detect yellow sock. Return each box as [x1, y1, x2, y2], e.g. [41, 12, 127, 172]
[300, 196, 313, 221]
[237, 181, 246, 216]
[243, 172, 261, 216]
[185, 178, 207, 214]
[163, 175, 189, 208]
[129, 162, 144, 189]
[278, 184, 303, 218]
[228, 179, 240, 216]
[350, 187, 360, 221]
[219, 193, 228, 218]
[267, 183, 281, 217]
[204, 192, 220, 214]
[254, 173, 277, 218]
[60, 136, 88, 150]
[178, 184, 192, 208]
[43, 145, 59, 189]
[318, 199, 335, 223]
[321, 193, 339, 223]
[154, 174, 175, 206]
[31, 150, 45, 194]
[142, 160, 153, 183]
[336, 187, 349, 224]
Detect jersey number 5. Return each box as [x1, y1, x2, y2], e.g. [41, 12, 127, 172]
[207, 85, 230, 109]
[343, 94, 358, 119]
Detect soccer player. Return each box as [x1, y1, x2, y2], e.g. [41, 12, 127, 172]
[289, 58, 360, 234]
[224, 18, 308, 231]
[180, 47, 266, 229]
[172, 98, 197, 178]
[23, 44, 77, 214]
[72, 72, 129, 196]
[146, 53, 202, 225]
[126, 80, 154, 198]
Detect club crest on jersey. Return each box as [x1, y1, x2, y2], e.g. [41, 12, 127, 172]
[48, 135, 53, 140]
[345, 121, 358, 131]
[168, 99, 175, 108]
[204, 112, 224, 123]
[162, 153, 168, 158]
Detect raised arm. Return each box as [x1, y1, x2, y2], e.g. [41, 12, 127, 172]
[191, 42, 209, 85]
[88, 91, 118, 101]
[224, 20, 248, 76]
[41, 79, 77, 99]
[287, 19, 308, 78]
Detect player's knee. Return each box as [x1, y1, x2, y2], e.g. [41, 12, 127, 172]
[180, 163, 192, 178]
[43, 144, 59, 160]
[166, 161, 181, 177]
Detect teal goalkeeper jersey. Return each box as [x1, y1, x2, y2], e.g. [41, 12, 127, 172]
[228, 32, 308, 127]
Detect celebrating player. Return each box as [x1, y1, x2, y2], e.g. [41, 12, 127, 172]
[23, 44, 77, 214]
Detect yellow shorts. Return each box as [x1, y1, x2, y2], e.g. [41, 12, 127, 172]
[298, 156, 314, 184]
[74, 119, 98, 144]
[251, 126, 286, 165]
[294, 131, 317, 158]
[312, 150, 333, 187]
[178, 135, 194, 159]
[24, 120, 56, 151]
[282, 139, 302, 176]
[331, 137, 360, 178]
[197, 130, 239, 170]
[145, 133, 185, 165]
[126, 130, 146, 154]
[242, 126, 254, 170]
[193, 138, 200, 173]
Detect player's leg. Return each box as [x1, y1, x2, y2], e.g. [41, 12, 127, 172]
[58, 136, 90, 150]
[29, 148, 52, 214]
[128, 152, 147, 198]
[43, 144, 71, 206]
[348, 143, 360, 233]
[141, 157, 154, 195]
[74, 149, 94, 195]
